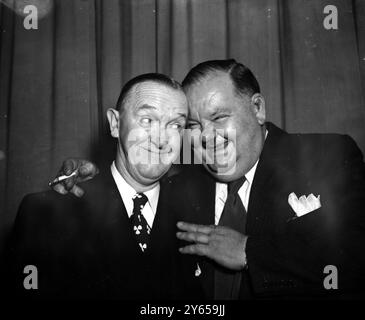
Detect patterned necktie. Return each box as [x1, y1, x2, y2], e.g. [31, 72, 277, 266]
[130, 193, 151, 253]
[215, 175, 247, 299]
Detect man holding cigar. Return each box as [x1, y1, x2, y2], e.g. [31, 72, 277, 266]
[6, 73, 203, 299]
[53, 59, 365, 299]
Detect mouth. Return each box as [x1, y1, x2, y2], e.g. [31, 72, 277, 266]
[204, 140, 235, 171]
[140, 146, 171, 155]
[205, 139, 229, 152]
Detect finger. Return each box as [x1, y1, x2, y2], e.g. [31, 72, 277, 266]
[70, 185, 85, 198]
[176, 231, 210, 244]
[63, 175, 77, 191]
[63, 159, 77, 176]
[179, 244, 210, 257]
[79, 162, 98, 178]
[53, 183, 68, 195]
[177, 222, 214, 234]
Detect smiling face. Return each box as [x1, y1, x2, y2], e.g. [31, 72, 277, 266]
[107, 81, 188, 189]
[185, 71, 266, 182]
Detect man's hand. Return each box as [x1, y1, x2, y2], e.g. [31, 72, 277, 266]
[176, 221, 248, 271]
[52, 158, 99, 197]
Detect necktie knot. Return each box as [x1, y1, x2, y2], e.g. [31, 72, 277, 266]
[132, 193, 148, 212]
[227, 176, 246, 196]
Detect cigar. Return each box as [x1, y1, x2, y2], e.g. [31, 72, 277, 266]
[48, 171, 77, 187]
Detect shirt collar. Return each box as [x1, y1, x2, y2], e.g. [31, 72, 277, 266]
[245, 159, 258, 185]
[110, 161, 160, 214]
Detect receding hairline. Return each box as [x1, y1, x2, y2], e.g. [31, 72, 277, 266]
[118, 79, 185, 112]
[132, 80, 183, 94]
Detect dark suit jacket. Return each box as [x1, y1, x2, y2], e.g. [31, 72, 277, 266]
[6, 168, 202, 299]
[172, 122, 365, 299]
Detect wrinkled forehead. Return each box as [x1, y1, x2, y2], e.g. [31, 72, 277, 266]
[127, 81, 188, 114]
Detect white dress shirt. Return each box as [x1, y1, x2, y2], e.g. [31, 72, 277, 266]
[214, 130, 267, 225]
[110, 162, 160, 228]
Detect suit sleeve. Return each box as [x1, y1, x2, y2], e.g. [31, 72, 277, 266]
[246, 135, 365, 297]
[5, 192, 70, 298]
[4, 194, 42, 296]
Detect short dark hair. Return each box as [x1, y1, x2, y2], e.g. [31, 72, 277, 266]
[182, 59, 260, 97]
[116, 73, 182, 111]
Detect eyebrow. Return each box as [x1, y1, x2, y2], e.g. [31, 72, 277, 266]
[136, 104, 157, 112]
[210, 107, 231, 118]
[167, 114, 187, 124]
[176, 113, 187, 119]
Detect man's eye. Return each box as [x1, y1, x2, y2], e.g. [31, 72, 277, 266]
[170, 123, 182, 130]
[188, 122, 200, 130]
[213, 115, 228, 122]
[140, 118, 152, 125]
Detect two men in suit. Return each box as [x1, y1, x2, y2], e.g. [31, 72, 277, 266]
[6, 73, 202, 299]
[54, 59, 365, 299]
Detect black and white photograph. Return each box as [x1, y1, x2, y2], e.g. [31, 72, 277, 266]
[0, 0, 365, 309]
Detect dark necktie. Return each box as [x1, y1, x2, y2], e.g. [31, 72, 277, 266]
[214, 176, 247, 299]
[130, 193, 151, 252]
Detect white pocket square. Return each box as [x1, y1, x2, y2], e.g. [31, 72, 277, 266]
[288, 192, 321, 217]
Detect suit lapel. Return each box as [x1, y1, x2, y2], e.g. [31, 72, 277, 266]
[191, 168, 216, 299]
[147, 179, 175, 256]
[193, 166, 216, 225]
[93, 169, 143, 260]
[247, 123, 293, 235]
[246, 154, 275, 235]
[144, 177, 185, 298]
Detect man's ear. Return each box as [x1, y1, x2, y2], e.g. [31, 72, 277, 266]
[106, 108, 120, 138]
[251, 93, 266, 125]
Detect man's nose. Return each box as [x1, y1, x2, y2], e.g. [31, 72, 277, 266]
[201, 124, 216, 149]
[151, 125, 168, 149]
[159, 128, 169, 149]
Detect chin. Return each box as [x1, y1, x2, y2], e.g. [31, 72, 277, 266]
[137, 163, 171, 181]
[160, 152, 179, 167]
[204, 162, 241, 183]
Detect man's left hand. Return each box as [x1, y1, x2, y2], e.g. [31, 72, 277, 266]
[176, 221, 248, 271]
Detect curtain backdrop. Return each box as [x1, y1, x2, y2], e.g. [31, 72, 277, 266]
[1, 0, 364, 251]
